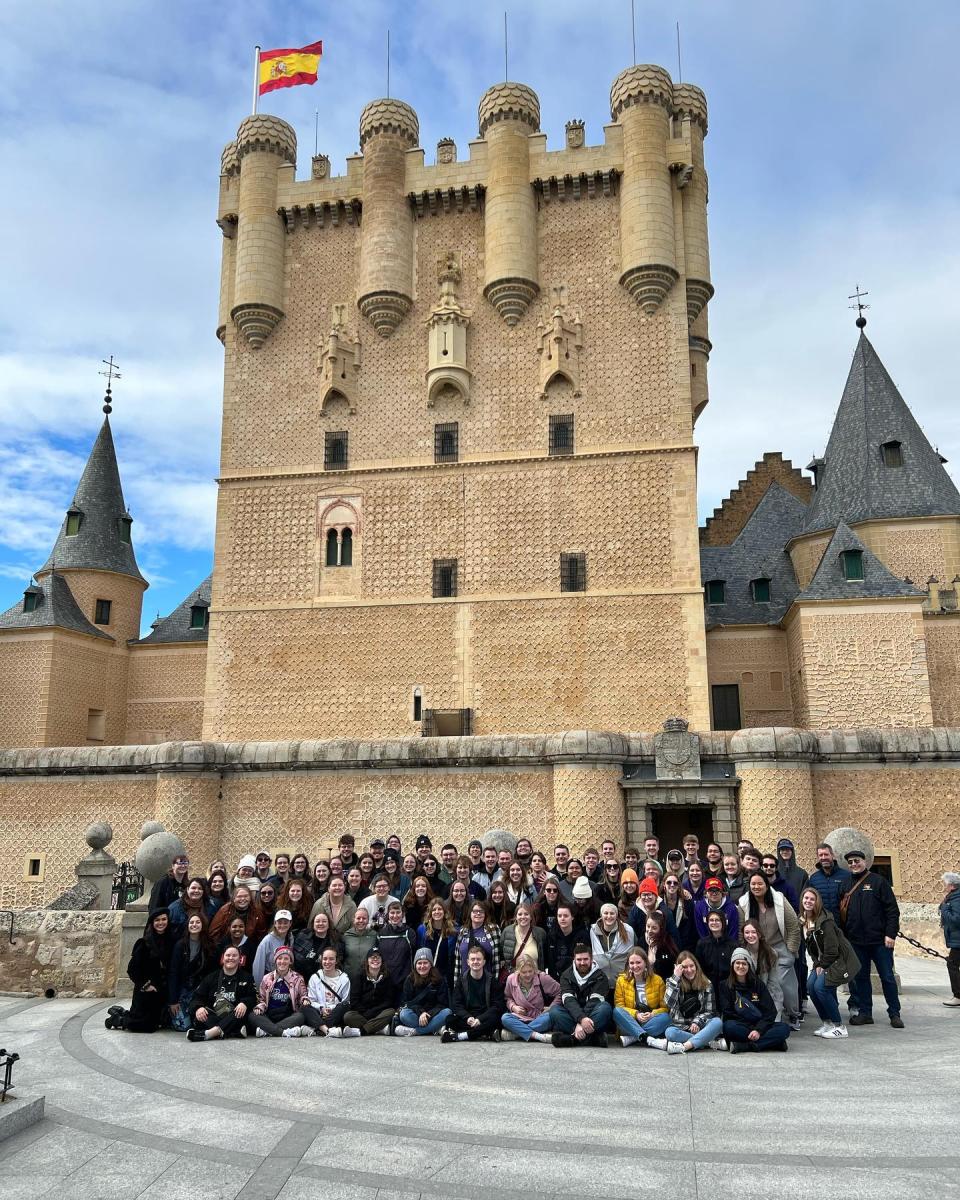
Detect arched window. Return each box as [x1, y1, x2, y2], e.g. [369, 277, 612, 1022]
[325, 528, 339, 567]
[340, 527, 353, 567]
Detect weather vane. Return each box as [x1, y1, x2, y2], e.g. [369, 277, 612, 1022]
[99, 355, 122, 414]
[848, 285, 869, 329]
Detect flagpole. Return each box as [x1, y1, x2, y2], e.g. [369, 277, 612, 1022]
[252, 45, 261, 115]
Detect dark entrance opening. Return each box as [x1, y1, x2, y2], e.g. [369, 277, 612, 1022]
[650, 807, 714, 857]
[711, 683, 742, 731]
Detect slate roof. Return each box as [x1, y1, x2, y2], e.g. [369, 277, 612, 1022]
[802, 332, 960, 533]
[39, 417, 147, 584]
[136, 575, 212, 644]
[794, 523, 926, 602]
[700, 483, 807, 628]
[0, 572, 113, 640]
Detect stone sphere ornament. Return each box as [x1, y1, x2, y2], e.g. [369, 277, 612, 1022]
[135, 831, 186, 884]
[140, 820, 165, 840]
[824, 827, 875, 871]
[84, 821, 113, 852]
[480, 829, 517, 854]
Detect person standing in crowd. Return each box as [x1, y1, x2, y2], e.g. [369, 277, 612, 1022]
[637, 912, 677, 981]
[738, 872, 802, 1027]
[403, 875, 435, 931]
[310, 874, 356, 937]
[704, 843, 725, 878]
[683, 861, 706, 903]
[664, 849, 685, 879]
[552, 844, 571, 880]
[694, 877, 740, 941]
[277, 881, 311, 932]
[534, 877, 563, 931]
[761, 854, 798, 910]
[417, 898, 457, 979]
[551, 943, 612, 1047]
[630, 879, 662, 935]
[454, 899, 503, 980]
[642, 837, 662, 871]
[311, 860, 331, 897]
[695, 909, 736, 996]
[941, 872, 960, 1007]
[503, 859, 536, 906]
[268, 853, 291, 890]
[341, 907, 376, 988]
[256, 882, 278, 925]
[381, 851, 407, 899]
[394, 948, 453, 1036]
[582, 847, 603, 884]
[343, 947, 397, 1036]
[660, 872, 696, 951]
[106, 907, 174, 1032]
[149, 853, 190, 912]
[167, 912, 218, 1032]
[359, 873, 395, 931]
[646, 952, 725, 1054]
[618, 869, 640, 925]
[502, 901, 546, 973]
[501, 955, 560, 1042]
[474, 846, 500, 893]
[254, 852, 273, 888]
[798, 886, 859, 1038]
[187, 945, 257, 1041]
[443, 945, 505, 1042]
[722, 854, 748, 905]
[569, 874, 598, 927]
[590, 903, 635, 983]
[612, 948, 668, 1046]
[345, 867, 369, 906]
[839, 850, 903, 1028]
[486, 879, 515, 929]
[808, 844, 851, 919]
[596, 860, 623, 907]
[219, 915, 254, 970]
[546, 903, 585, 980]
[232, 854, 260, 896]
[682, 835, 704, 871]
[247, 946, 312, 1038]
[528, 851, 551, 895]
[357, 853, 377, 889]
[719, 949, 791, 1053]
[739, 917, 784, 1019]
[304, 946, 352, 1036]
[466, 839, 484, 873]
[447, 880, 471, 929]
[777, 838, 809, 899]
[207, 870, 229, 913]
[167, 876, 216, 939]
[739, 847, 761, 879]
[338, 835, 358, 873]
[453, 855, 486, 901]
[438, 844, 458, 883]
[420, 854, 449, 900]
[209, 883, 266, 945]
[252, 910, 295, 986]
[293, 911, 342, 981]
[369, 837, 387, 871]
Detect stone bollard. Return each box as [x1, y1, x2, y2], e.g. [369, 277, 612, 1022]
[115, 827, 184, 999]
[74, 822, 116, 911]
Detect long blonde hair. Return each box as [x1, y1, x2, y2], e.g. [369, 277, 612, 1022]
[675, 950, 709, 992]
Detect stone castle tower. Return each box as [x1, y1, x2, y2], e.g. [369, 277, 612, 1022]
[204, 65, 715, 740]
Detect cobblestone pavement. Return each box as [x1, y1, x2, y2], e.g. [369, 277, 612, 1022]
[1, 957, 958, 1199]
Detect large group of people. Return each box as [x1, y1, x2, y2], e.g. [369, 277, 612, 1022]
[104, 829, 960, 1049]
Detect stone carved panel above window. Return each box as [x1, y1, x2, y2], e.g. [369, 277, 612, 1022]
[536, 285, 583, 401]
[318, 304, 361, 414]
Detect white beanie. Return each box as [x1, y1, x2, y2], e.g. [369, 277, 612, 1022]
[237, 854, 257, 871]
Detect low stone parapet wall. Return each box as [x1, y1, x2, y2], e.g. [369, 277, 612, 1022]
[0, 909, 123, 997]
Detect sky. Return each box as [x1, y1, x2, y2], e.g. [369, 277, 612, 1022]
[1, 1, 958, 631]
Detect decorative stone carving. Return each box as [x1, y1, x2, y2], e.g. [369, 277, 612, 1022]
[536, 286, 583, 401]
[437, 137, 456, 164]
[565, 119, 585, 149]
[358, 292, 411, 339]
[319, 303, 361, 413]
[311, 153, 330, 180]
[425, 253, 471, 406]
[232, 304, 284, 350]
[654, 717, 701, 781]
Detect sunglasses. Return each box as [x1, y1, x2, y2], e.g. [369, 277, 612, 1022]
[664, 881, 680, 887]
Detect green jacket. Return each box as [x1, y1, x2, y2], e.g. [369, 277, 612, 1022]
[804, 910, 861, 987]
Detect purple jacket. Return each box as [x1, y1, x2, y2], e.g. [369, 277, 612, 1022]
[693, 897, 739, 941]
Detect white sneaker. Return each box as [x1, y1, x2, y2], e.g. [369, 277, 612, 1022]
[326, 1027, 342, 1038]
[281, 1027, 301, 1038]
[943, 997, 960, 1007]
[645, 1037, 668, 1051]
[708, 1038, 728, 1051]
[255, 1027, 269, 1038]
[620, 1035, 639, 1048]
[392, 1024, 416, 1037]
[824, 1024, 848, 1038]
[300, 1027, 315, 1038]
[342, 1026, 362, 1038]
[529, 1032, 552, 1043]
[812, 1022, 830, 1037]
[666, 1041, 686, 1054]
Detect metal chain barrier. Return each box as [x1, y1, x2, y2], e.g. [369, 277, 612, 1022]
[896, 930, 948, 960]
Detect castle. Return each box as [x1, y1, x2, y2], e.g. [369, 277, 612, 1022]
[1, 65, 958, 908]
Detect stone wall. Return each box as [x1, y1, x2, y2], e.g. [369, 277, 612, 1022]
[126, 644, 208, 745]
[926, 614, 960, 727]
[706, 627, 795, 726]
[0, 909, 123, 997]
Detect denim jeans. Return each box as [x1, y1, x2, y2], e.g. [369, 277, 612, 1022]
[807, 969, 842, 1024]
[664, 1016, 724, 1048]
[501, 1012, 553, 1040]
[849, 943, 900, 1017]
[397, 1005, 452, 1035]
[612, 1008, 670, 1039]
[722, 1019, 791, 1050]
[549, 1001, 612, 1035]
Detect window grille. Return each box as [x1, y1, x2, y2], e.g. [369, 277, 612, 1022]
[560, 552, 586, 593]
[434, 422, 459, 463]
[324, 431, 348, 469]
[549, 414, 574, 456]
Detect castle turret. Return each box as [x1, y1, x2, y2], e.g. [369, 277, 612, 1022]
[216, 140, 239, 344]
[610, 65, 678, 314]
[672, 84, 713, 324]
[231, 114, 296, 349]
[478, 82, 541, 326]
[357, 98, 419, 337]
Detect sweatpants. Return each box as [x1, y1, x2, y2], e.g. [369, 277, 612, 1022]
[247, 1010, 309, 1036]
[447, 1011, 501, 1040]
[343, 1006, 396, 1035]
[722, 1019, 791, 1050]
[303, 1001, 350, 1032]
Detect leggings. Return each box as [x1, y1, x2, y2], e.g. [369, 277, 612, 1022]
[192, 1011, 246, 1038]
[303, 1001, 349, 1031]
[247, 1010, 309, 1036]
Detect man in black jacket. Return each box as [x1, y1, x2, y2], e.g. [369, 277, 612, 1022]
[551, 945, 612, 1047]
[188, 947, 257, 1040]
[839, 851, 903, 1028]
[546, 904, 588, 979]
[442, 946, 504, 1042]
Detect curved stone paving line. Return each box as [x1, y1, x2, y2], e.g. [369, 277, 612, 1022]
[52, 1003, 960, 1174]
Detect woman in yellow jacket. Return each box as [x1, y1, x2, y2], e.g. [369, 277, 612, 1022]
[612, 949, 669, 1046]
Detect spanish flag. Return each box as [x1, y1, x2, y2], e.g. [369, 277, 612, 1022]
[258, 40, 323, 96]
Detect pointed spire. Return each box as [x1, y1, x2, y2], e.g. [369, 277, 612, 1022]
[38, 416, 146, 584]
[802, 332, 960, 534]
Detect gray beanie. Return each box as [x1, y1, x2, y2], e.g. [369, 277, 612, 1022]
[730, 947, 753, 967]
[943, 872, 960, 888]
[413, 948, 433, 967]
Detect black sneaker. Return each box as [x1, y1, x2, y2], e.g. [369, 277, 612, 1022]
[849, 1014, 874, 1026]
[889, 1015, 904, 1029]
[440, 1027, 455, 1043]
[186, 1028, 203, 1042]
[551, 1032, 575, 1049]
[729, 1041, 747, 1054]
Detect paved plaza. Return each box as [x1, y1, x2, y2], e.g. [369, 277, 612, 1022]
[0, 957, 958, 1200]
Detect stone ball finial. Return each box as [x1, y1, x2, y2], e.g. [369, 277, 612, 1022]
[610, 64, 675, 121]
[135, 831, 186, 885]
[478, 82, 540, 138]
[672, 83, 708, 134]
[140, 820, 165, 840]
[480, 828, 518, 855]
[220, 140, 239, 177]
[85, 821, 113, 852]
[236, 114, 297, 166]
[359, 98, 419, 149]
[823, 827, 875, 872]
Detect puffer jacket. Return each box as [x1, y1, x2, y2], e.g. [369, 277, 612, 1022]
[803, 910, 862, 987]
[941, 888, 960, 949]
[613, 971, 667, 1018]
[807, 861, 852, 919]
[663, 975, 716, 1029]
[501, 923, 546, 971]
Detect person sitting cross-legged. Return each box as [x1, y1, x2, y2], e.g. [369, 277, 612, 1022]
[612, 949, 669, 1046]
[246, 946, 312, 1038]
[551, 943, 612, 1048]
[187, 945, 257, 1041]
[342, 947, 397, 1036]
[719, 948, 791, 1053]
[646, 951, 725, 1054]
[441, 944, 505, 1042]
[393, 948, 453, 1036]
[501, 956, 561, 1043]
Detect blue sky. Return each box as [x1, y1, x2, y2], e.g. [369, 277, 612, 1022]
[1, 1, 958, 631]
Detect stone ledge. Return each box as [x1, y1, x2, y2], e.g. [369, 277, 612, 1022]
[0, 1093, 44, 1144]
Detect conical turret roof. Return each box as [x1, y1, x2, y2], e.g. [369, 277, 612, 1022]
[802, 332, 960, 534]
[794, 523, 925, 602]
[39, 417, 146, 584]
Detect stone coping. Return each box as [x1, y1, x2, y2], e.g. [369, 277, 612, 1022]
[0, 727, 959, 776]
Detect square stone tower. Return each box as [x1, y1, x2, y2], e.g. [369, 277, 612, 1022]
[203, 65, 713, 740]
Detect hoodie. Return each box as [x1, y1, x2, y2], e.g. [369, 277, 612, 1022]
[775, 839, 810, 904]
